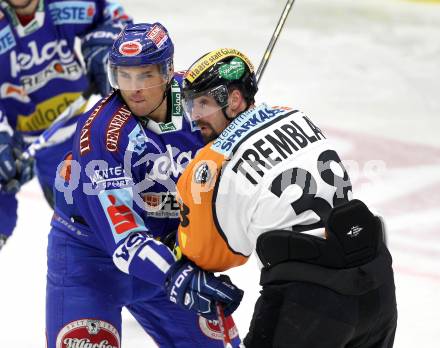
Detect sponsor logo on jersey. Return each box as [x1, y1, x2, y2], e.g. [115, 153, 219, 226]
[49, 1, 96, 25]
[9, 39, 74, 78]
[0, 25, 16, 55]
[56, 319, 120, 348]
[158, 122, 177, 132]
[21, 60, 83, 94]
[106, 106, 132, 152]
[145, 144, 193, 181]
[146, 24, 168, 48]
[171, 80, 182, 117]
[142, 192, 180, 218]
[127, 126, 148, 155]
[107, 195, 138, 234]
[212, 104, 285, 155]
[90, 165, 132, 190]
[0, 82, 30, 103]
[198, 316, 239, 341]
[98, 188, 144, 243]
[16, 92, 83, 132]
[118, 41, 142, 56]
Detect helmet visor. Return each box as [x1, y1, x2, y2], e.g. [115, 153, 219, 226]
[182, 85, 229, 121]
[108, 62, 171, 91]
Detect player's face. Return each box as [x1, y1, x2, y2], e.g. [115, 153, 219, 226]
[6, 0, 36, 10]
[192, 95, 230, 143]
[118, 65, 168, 118]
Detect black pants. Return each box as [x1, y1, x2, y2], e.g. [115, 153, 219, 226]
[244, 278, 397, 348]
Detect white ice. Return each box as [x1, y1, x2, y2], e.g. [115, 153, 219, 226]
[1, 0, 439, 346]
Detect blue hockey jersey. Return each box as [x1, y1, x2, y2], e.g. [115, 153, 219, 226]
[52, 74, 204, 286]
[0, 0, 129, 138]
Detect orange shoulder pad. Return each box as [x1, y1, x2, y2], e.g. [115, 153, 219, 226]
[177, 145, 248, 272]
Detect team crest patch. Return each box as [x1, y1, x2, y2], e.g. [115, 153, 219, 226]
[198, 317, 239, 341]
[194, 162, 212, 184]
[119, 41, 142, 56]
[56, 319, 120, 348]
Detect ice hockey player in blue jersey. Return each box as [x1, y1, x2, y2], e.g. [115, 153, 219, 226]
[0, 0, 131, 250]
[47, 23, 244, 347]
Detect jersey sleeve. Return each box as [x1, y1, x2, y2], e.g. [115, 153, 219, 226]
[176, 145, 250, 272]
[0, 102, 13, 136]
[72, 103, 175, 286]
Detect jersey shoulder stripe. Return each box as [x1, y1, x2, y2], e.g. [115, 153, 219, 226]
[77, 92, 114, 156]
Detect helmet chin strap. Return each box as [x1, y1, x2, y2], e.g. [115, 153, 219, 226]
[5, 0, 34, 10]
[221, 108, 234, 122]
[146, 90, 167, 118]
[221, 102, 250, 122]
[144, 79, 172, 119]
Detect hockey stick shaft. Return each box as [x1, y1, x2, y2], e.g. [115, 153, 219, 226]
[256, 0, 295, 84]
[216, 303, 233, 348]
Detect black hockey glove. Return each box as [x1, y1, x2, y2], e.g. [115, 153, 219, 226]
[0, 131, 16, 184]
[160, 230, 177, 250]
[164, 258, 244, 320]
[0, 132, 34, 194]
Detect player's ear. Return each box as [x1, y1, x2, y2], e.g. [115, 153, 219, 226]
[168, 62, 174, 83]
[229, 89, 244, 113]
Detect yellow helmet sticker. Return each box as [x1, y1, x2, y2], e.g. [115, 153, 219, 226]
[185, 48, 254, 83]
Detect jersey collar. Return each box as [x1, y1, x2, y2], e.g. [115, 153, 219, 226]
[137, 79, 184, 134]
[2, 0, 45, 37]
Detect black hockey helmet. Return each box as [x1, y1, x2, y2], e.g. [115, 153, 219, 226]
[182, 48, 258, 120]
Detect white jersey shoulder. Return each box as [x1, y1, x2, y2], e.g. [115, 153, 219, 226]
[213, 104, 352, 259]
